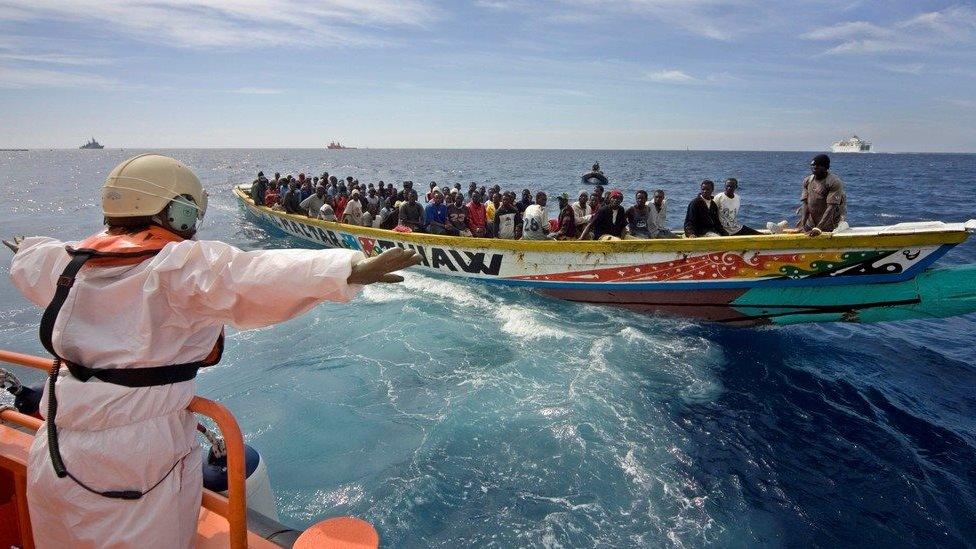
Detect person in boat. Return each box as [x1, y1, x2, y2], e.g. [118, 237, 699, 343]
[263, 184, 279, 207]
[516, 189, 534, 214]
[366, 187, 381, 216]
[485, 191, 501, 237]
[625, 190, 653, 238]
[647, 189, 669, 238]
[592, 184, 605, 206]
[376, 196, 399, 229]
[425, 181, 437, 202]
[300, 185, 329, 218]
[521, 192, 550, 240]
[342, 190, 364, 225]
[2, 154, 419, 549]
[572, 191, 593, 229]
[398, 190, 424, 231]
[799, 154, 846, 234]
[466, 192, 488, 237]
[447, 193, 470, 236]
[683, 179, 727, 238]
[579, 189, 627, 240]
[397, 181, 414, 203]
[467, 182, 478, 201]
[251, 172, 267, 205]
[494, 192, 523, 239]
[591, 162, 602, 174]
[319, 200, 337, 222]
[424, 190, 450, 234]
[333, 188, 349, 220]
[282, 181, 304, 215]
[713, 178, 760, 236]
[552, 193, 577, 240]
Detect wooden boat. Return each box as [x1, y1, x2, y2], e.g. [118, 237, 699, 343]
[235, 186, 976, 326]
[1, 349, 379, 548]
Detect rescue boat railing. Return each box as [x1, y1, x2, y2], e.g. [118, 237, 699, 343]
[0, 349, 250, 549]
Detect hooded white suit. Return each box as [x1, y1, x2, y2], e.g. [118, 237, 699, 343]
[10, 236, 365, 548]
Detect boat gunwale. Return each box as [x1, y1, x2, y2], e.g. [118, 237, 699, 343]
[233, 187, 971, 253]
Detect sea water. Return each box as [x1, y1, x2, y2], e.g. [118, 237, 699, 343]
[1, 149, 975, 547]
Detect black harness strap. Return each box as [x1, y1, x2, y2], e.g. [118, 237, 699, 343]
[39, 246, 222, 500]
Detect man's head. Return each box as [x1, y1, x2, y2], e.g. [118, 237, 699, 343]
[578, 191, 588, 206]
[653, 189, 665, 207]
[724, 178, 738, 196]
[700, 179, 715, 200]
[101, 154, 208, 238]
[469, 181, 477, 191]
[429, 181, 438, 190]
[588, 194, 600, 209]
[811, 154, 830, 179]
[433, 190, 444, 204]
[594, 185, 604, 196]
[454, 183, 462, 190]
[636, 190, 648, 207]
[536, 192, 547, 207]
[521, 189, 531, 200]
[491, 192, 501, 205]
[592, 162, 600, 172]
[454, 193, 464, 207]
[557, 192, 569, 208]
[315, 185, 325, 197]
[502, 193, 514, 207]
[472, 192, 483, 205]
[408, 190, 418, 203]
[404, 180, 414, 191]
[608, 189, 623, 208]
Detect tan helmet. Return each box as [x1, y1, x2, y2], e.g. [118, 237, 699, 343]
[101, 154, 208, 221]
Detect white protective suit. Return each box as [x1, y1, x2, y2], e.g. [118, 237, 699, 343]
[10, 236, 365, 549]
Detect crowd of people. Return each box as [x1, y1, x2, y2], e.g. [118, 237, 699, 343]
[249, 154, 846, 241]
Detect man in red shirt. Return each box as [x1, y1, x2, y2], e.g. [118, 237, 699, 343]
[466, 192, 488, 237]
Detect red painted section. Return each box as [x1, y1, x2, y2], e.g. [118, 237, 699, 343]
[513, 251, 801, 283]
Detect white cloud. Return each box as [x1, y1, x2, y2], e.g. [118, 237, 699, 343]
[0, 65, 123, 89]
[231, 87, 284, 95]
[0, 53, 112, 66]
[643, 69, 695, 83]
[0, 0, 439, 49]
[805, 5, 976, 56]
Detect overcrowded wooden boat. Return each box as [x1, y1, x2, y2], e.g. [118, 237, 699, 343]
[235, 185, 976, 326]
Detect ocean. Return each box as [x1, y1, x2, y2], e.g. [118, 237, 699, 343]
[2, 149, 975, 547]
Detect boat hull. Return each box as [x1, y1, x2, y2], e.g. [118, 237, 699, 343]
[235, 187, 976, 325]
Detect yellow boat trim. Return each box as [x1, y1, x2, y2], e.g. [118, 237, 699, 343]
[235, 187, 969, 253]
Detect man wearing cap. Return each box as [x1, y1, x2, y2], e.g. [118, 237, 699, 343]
[579, 189, 628, 240]
[799, 154, 846, 234]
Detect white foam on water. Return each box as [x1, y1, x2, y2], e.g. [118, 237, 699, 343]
[494, 304, 571, 340]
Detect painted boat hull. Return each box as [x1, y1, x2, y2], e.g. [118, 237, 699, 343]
[235, 187, 976, 325]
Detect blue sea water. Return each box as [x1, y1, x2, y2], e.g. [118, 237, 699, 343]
[1, 149, 975, 548]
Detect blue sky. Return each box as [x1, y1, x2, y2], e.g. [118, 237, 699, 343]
[1, 1, 974, 151]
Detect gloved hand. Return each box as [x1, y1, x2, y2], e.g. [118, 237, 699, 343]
[347, 247, 422, 285]
[2, 236, 24, 254]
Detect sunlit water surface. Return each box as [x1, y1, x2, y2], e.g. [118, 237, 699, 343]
[1, 149, 975, 547]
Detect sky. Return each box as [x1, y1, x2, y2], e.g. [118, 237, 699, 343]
[1, 1, 974, 151]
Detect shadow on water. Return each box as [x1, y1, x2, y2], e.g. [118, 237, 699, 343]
[676, 326, 976, 548]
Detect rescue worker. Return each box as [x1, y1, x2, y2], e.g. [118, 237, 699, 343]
[3, 153, 420, 548]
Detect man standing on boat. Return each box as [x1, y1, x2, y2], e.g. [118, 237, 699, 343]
[799, 154, 847, 234]
[3, 154, 420, 548]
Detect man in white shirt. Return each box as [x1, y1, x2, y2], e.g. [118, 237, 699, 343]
[521, 192, 550, 240]
[571, 190, 594, 227]
[713, 178, 760, 236]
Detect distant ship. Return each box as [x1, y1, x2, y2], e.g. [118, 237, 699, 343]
[79, 137, 104, 149]
[326, 141, 355, 150]
[830, 135, 871, 153]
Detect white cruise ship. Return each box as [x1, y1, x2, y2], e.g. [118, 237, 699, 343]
[830, 135, 872, 153]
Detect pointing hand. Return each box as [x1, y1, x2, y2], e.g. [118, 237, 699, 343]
[2, 236, 24, 254]
[347, 247, 422, 285]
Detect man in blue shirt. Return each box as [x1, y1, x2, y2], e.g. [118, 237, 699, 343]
[424, 190, 449, 234]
